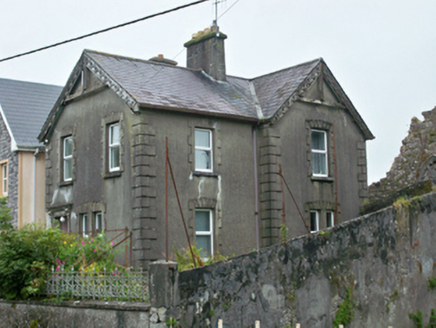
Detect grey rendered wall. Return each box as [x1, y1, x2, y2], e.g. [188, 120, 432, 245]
[45, 88, 135, 242]
[45, 86, 257, 267]
[258, 79, 367, 245]
[0, 113, 18, 225]
[138, 109, 257, 263]
[167, 192, 436, 328]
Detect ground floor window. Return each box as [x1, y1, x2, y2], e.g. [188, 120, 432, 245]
[195, 209, 213, 258]
[94, 212, 103, 234]
[326, 211, 334, 228]
[80, 214, 89, 238]
[310, 210, 319, 233]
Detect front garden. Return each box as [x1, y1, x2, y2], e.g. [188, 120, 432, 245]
[0, 198, 146, 301]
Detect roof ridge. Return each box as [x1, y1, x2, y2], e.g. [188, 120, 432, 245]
[84, 49, 204, 73]
[249, 58, 322, 81]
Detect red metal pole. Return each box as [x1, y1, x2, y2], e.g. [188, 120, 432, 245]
[167, 153, 197, 268]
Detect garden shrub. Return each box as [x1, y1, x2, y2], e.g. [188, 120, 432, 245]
[0, 220, 118, 300]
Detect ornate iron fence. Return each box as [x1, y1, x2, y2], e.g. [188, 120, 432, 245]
[45, 267, 148, 301]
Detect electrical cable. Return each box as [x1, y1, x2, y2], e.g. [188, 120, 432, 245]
[0, 0, 210, 63]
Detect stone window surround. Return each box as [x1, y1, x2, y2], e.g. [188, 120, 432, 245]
[188, 118, 221, 176]
[101, 112, 124, 179]
[306, 120, 334, 180]
[305, 201, 338, 231]
[188, 197, 217, 255]
[75, 202, 106, 235]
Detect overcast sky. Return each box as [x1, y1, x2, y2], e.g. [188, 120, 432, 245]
[1, 0, 435, 184]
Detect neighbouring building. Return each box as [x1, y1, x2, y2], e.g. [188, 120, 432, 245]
[39, 26, 373, 267]
[0, 78, 62, 227]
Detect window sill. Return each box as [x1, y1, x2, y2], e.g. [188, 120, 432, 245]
[311, 176, 334, 183]
[59, 180, 73, 187]
[192, 171, 219, 178]
[104, 170, 122, 179]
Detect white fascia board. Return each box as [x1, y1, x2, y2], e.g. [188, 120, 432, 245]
[0, 103, 18, 152]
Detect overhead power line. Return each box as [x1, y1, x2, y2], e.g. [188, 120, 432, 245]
[0, 0, 210, 63]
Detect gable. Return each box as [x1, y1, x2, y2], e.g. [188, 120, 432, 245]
[269, 60, 374, 141]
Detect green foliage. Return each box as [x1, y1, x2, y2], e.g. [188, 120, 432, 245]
[0, 197, 13, 231]
[393, 196, 412, 209]
[166, 317, 178, 327]
[428, 277, 436, 291]
[0, 224, 117, 300]
[409, 310, 423, 328]
[280, 223, 289, 243]
[333, 286, 355, 328]
[173, 245, 228, 271]
[386, 290, 399, 313]
[428, 309, 436, 328]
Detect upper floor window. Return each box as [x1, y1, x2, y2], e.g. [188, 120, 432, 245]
[195, 209, 213, 258]
[109, 123, 120, 172]
[195, 129, 212, 172]
[63, 136, 73, 181]
[311, 129, 328, 177]
[326, 211, 334, 228]
[310, 210, 319, 233]
[0, 161, 7, 196]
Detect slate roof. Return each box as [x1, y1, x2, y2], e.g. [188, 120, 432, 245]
[40, 49, 374, 140]
[85, 50, 320, 121]
[0, 78, 62, 148]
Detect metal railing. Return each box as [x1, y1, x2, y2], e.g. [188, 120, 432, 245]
[45, 267, 148, 301]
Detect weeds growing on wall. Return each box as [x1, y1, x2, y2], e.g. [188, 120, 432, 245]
[409, 310, 423, 328]
[173, 246, 229, 271]
[333, 286, 355, 328]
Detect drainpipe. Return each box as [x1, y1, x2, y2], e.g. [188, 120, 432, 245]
[252, 126, 260, 250]
[32, 148, 40, 224]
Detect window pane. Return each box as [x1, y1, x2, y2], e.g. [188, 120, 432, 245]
[196, 211, 210, 232]
[310, 211, 318, 232]
[312, 153, 327, 175]
[64, 158, 72, 180]
[110, 146, 120, 169]
[311, 131, 325, 151]
[195, 129, 210, 148]
[110, 124, 120, 145]
[196, 235, 211, 257]
[326, 212, 334, 227]
[2, 164, 7, 194]
[82, 215, 88, 237]
[64, 137, 73, 156]
[95, 213, 102, 232]
[195, 149, 211, 170]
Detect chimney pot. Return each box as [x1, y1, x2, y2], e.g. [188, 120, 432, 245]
[158, 54, 164, 58]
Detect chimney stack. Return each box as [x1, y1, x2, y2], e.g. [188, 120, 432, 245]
[184, 26, 227, 81]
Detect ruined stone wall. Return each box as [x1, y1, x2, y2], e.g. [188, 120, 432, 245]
[159, 192, 436, 327]
[369, 106, 436, 203]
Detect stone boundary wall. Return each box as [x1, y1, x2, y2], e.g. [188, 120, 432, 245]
[157, 192, 436, 327]
[0, 300, 151, 328]
[3, 193, 436, 327]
